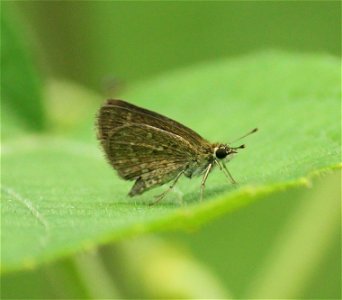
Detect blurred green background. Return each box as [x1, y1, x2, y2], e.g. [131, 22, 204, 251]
[1, 1, 341, 299]
[4, 1, 340, 90]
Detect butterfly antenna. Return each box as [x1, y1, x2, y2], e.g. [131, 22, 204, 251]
[229, 128, 258, 145]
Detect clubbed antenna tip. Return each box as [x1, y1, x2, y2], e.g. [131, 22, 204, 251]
[230, 128, 258, 144]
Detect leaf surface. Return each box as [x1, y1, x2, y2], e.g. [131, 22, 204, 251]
[1, 52, 340, 273]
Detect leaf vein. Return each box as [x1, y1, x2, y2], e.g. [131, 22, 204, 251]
[2, 185, 50, 231]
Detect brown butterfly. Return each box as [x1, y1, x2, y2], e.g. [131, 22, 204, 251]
[97, 100, 257, 204]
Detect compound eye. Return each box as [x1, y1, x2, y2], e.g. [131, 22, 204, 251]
[215, 148, 227, 159]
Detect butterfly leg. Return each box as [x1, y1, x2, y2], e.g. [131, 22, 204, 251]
[151, 170, 184, 206]
[219, 160, 237, 184]
[200, 163, 213, 201]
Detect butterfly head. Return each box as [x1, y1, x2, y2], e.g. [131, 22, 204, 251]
[214, 127, 258, 160]
[215, 144, 245, 160]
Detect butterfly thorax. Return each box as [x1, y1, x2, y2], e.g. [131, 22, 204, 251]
[183, 144, 217, 178]
[183, 142, 239, 178]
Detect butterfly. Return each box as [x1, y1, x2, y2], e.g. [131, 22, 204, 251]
[97, 99, 257, 204]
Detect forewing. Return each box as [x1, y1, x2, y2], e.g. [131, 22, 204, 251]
[97, 99, 210, 150]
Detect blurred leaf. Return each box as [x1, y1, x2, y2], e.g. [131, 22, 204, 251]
[1, 52, 340, 273]
[44, 79, 100, 139]
[246, 171, 340, 298]
[1, 237, 229, 299]
[165, 172, 340, 298]
[101, 237, 229, 299]
[1, 11, 45, 133]
[11, 1, 340, 89]
[0, 258, 92, 299]
[1, 104, 28, 140]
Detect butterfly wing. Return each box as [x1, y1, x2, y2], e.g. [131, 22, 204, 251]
[101, 123, 199, 196]
[97, 99, 210, 150]
[97, 99, 213, 196]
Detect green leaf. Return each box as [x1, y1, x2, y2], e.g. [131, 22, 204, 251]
[1, 51, 340, 273]
[1, 11, 46, 133]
